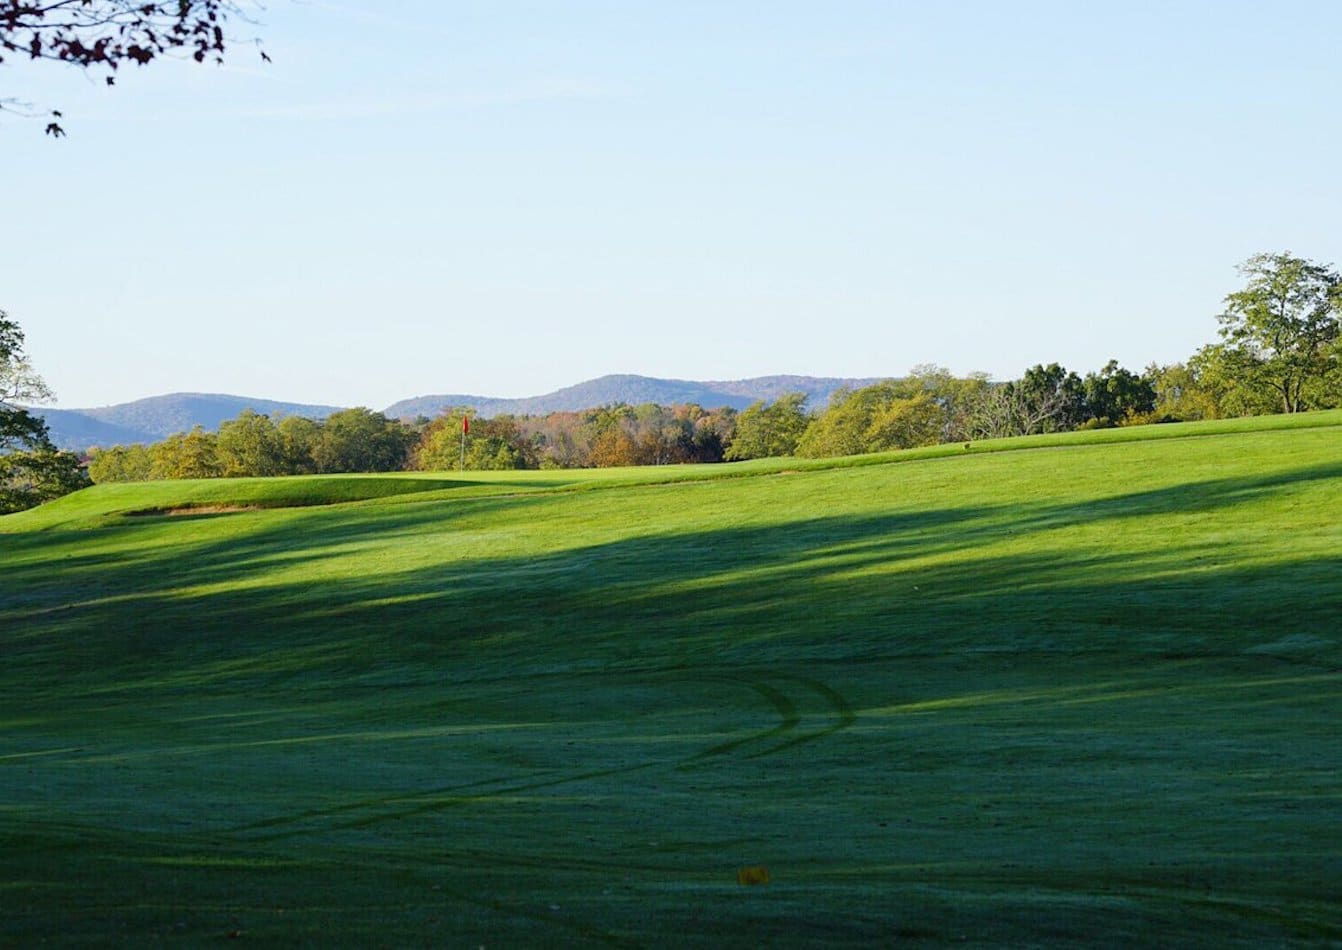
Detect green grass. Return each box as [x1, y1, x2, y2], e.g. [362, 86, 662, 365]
[2, 411, 1340, 946]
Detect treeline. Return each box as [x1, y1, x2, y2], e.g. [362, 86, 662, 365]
[87, 350, 1339, 485]
[88, 408, 416, 482]
[83, 358, 1183, 481]
[739, 361, 1163, 461]
[87, 403, 738, 482]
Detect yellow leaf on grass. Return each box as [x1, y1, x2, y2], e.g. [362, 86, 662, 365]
[737, 865, 770, 885]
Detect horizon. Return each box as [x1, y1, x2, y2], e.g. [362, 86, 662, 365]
[8, 2, 1342, 408]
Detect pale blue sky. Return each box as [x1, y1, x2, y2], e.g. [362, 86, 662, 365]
[5, 1, 1341, 409]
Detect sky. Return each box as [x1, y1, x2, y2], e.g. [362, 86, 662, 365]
[5, 0, 1342, 410]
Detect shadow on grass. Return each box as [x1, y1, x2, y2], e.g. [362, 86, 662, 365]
[4, 459, 1340, 693]
[3, 458, 1341, 947]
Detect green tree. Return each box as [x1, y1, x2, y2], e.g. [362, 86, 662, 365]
[312, 408, 414, 473]
[796, 375, 968, 459]
[1216, 252, 1342, 413]
[724, 392, 810, 460]
[0, 311, 90, 511]
[1017, 363, 1086, 431]
[1080, 360, 1156, 427]
[1, 311, 53, 453]
[1144, 362, 1220, 422]
[865, 390, 944, 448]
[968, 364, 1084, 439]
[905, 365, 991, 443]
[216, 409, 285, 477]
[466, 415, 536, 470]
[150, 426, 222, 479]
[414, 411, 536, 471]
[87, 444, 154, 483]
[276, 415, 320, 474]
[0, 448, 88, 512]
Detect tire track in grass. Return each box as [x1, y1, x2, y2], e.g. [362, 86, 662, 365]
[686, 677, 800, 759]
[231, 668, 856, 840]
[742, 673, 857, 758]
[210, 669, 858, 940]
[681, 670, 857, 765]
[239, 761, 664, 842]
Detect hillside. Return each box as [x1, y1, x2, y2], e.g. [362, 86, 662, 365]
[3, 413, 1339, 945]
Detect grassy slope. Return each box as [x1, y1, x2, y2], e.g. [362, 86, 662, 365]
[2, 413, 1340, 946]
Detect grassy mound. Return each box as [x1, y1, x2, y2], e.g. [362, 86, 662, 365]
[0, 474, 472, 530]
[2, 412, 1340, 945]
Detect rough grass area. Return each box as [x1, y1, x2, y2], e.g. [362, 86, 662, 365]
[2, 412, 1340, 946]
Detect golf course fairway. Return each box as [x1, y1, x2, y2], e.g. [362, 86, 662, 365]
[3, 412, 1340, 946]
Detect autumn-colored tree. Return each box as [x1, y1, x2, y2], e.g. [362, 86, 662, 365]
[2, 1, 264, 136]
[588, 427, 639, 468]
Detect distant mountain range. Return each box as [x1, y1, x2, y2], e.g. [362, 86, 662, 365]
[383, 374, 883, 421]
[36, 374, 886, 451]
[38, 394, 346, 452]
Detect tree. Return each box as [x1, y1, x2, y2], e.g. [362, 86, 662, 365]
[87, 443, 153, 483]
[0, 310, 89, 511]
[796, 380, 935, 458]
[725, 392, 810, 460]
[413, 410, 536, 472]
[1144, 361, 1221, 422]
[276, 415, 320, 474]
[0, 447, 88, 511]
[312, 408, 414, 473]
[864, 390, 944, 449]
[588, 427, 639, 468]
[2, 1, 263, 136]
[1016, 363, 1086, 431]
[689, 407, 734, 463]
[150, 426, 221, 479]
[968, 363, 1085, 439]
[216, 409, 285, 476]
[1, 312, 52, 450]
[1216, 252, 1342, 414]
[905, 364, 991, 443]
[1080, 360, 1156, 427]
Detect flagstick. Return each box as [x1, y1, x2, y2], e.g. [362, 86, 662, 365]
[459, 414, 468, 472]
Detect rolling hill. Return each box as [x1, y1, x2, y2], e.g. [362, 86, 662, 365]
[2, 412, 1339, 945]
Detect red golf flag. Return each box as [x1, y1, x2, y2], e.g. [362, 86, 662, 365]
[462, 415, 470, 435]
